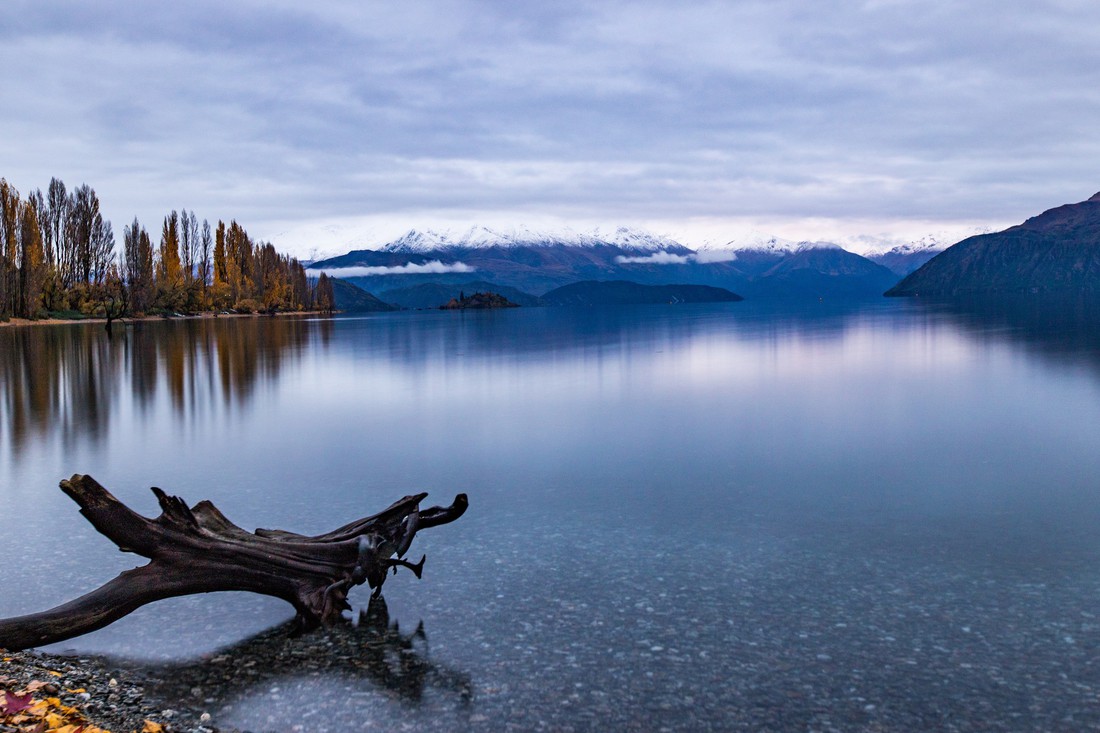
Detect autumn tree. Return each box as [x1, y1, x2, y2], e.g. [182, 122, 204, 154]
[291, 259, 311, 310]
[315, 272, 335, 314]
[18, 200, 46, 318]
[157, 210, 183, 310]
[0, 179, 18, 316]
[225, 220, 253, 307]
[0, 174, 329, 319]
[96, 263, 129, 336]
[210, 220, 230, 309]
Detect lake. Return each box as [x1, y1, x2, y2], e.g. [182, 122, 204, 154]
[3, 299, 1100, 731]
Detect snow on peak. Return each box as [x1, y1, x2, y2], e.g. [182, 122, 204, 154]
[793, 240, 844, 252]
[381, 226, 688, 253]
[860, 234, 948, 257]
[592, 226, 684, 251]
[697, 232, 796, 254]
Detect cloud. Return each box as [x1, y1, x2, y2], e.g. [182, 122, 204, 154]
[3, 0, 1100, 252]
[615, 252, 691, 265]
[311, 261, 476, 277]
[615, 250, 739, 265]
[693, 249, 738, 264]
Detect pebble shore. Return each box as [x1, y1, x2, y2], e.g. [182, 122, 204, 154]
[1, 648, 209, 733]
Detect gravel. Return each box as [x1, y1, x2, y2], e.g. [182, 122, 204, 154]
[1, 647, 181, 733]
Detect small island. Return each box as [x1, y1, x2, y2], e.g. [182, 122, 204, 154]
[440, 291, 520, 309]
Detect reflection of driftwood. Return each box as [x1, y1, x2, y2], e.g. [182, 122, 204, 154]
[124, 595, 472, 718]
[0, 475, 467, 652]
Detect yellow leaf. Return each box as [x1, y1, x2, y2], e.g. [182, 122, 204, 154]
[53, 725, 82, 733]
[47, 670, 63, 677]
[143, 720, 164, 733]
[65, 688, 87, 694]
[45, 711, 67, 727]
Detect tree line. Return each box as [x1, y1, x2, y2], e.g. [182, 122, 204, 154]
[0, 175, 335, 321]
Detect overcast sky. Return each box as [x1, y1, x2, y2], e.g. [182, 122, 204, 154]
[3, 0, 1099, 256]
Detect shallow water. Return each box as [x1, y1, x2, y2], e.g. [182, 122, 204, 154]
[3, 300, 1100, 731]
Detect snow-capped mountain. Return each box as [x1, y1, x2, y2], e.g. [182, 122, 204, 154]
[696, 232, 794, 256]
[697, 233, 844, 256]
[381, 226, 690, 254]
[866, 236, 948, 276]
[309, 223, 903, 300]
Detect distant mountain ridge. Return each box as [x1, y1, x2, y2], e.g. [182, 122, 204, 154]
[381, 225, 688, 254]
[330, 279, 399, 312]
[309, 226, 907, 299]
[888, 193, 1100, 297]
[866, 239, 947, 276]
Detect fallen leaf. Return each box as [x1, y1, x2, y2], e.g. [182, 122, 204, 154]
[142, 720, 164, 733]
[2, 689, 33, 714]
[46, 671, 63, 678]
[24, 680, 49, 693]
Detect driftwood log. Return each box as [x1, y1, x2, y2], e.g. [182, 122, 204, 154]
[0, 474, 468, 652]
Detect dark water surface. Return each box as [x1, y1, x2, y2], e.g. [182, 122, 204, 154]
[3, 300, 1100, 731]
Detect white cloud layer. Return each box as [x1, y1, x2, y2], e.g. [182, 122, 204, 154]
[615, 252, 692, 265]
[2, 1, 1099, 257]
[311, 261, 476, 277]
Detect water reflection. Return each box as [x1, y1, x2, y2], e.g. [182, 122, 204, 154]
[0, 317, 331, 454]
[4, 300, 1100, 731]
[5, 300, 1100, 461]
[97, 596, 470, 730]
[917, 295, 1100, 374]
[0, 325, 122, 453]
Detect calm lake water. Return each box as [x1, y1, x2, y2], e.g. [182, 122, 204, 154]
[3, 299, 1100, 731]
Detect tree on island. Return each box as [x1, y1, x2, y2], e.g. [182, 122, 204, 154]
[440, 291, 520, 310]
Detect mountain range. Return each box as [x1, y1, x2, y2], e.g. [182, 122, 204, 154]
[888, 193, 1100, 297]
[309, 226, 909, 302]
[865, 238, 947, 276]
[314, 191, 1100, 307]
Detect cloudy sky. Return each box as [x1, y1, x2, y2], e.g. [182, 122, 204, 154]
[2, 0, 1099, 256]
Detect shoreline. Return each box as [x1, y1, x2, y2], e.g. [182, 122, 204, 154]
[0, 310, 322, 329]
[1, 648, 174, 733]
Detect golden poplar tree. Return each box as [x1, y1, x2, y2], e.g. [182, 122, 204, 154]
[18, 200, 46, 318]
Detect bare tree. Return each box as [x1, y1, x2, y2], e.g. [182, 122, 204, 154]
[198, 218, 213, 304]
[45, 177, 67, 270]
[90, 214, 115, 284]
